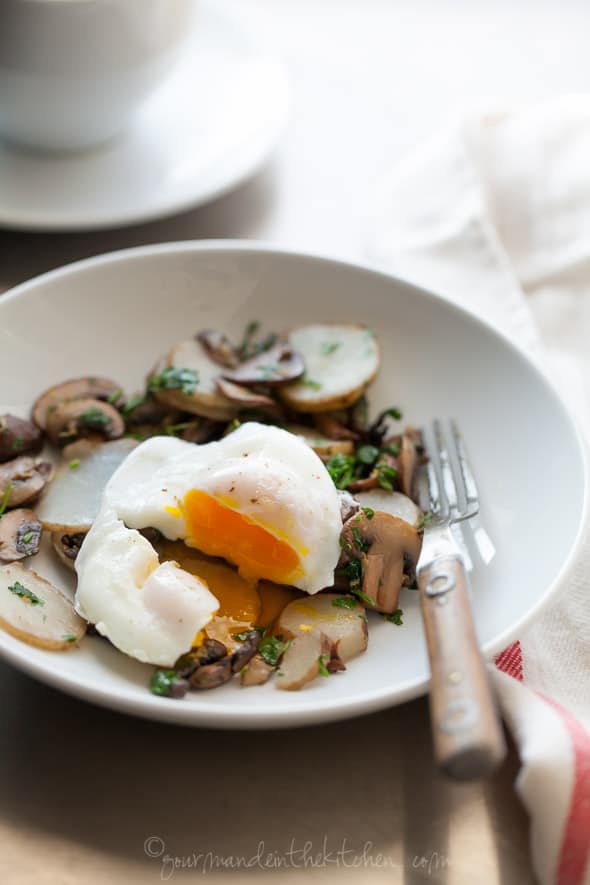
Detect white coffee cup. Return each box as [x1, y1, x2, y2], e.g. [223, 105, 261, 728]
[0, 0, 196, 153]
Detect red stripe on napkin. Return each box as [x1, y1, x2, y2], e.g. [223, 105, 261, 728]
[539, 695, 590, 885]
[494, 641, 524, 681]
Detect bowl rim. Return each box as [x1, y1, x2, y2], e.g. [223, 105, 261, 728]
[0, 239, 588, 729]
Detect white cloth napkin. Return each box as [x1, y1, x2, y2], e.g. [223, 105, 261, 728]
[368, 95, 590, 885]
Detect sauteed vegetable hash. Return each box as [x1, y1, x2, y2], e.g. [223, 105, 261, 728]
[0, 322, 426, 696]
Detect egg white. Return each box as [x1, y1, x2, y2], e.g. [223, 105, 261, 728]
[75, 423, 342, 665]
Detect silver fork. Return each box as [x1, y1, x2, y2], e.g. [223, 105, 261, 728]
[417, 419, 506, 780]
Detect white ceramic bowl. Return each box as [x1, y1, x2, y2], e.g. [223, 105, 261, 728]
[0, 242, 586, 728]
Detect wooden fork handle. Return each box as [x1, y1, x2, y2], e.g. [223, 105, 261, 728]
[418, 555, 506, 780]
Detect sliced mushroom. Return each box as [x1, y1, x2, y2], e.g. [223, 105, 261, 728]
[215, 378, 276, 409]
[340, 511, 422, 613]
[353, 489, 422, 529]
[0, 415, 43, 462]
[124, 396, 176, 428]
[231, 630, 261, 673]
[37, 438, 137, 532]
[277, 593, 368, 663]
[278, 324, 380, 413]
[0, 562, 86, 649]
[174, 638, 228, 677]
[51, 531, 86, 571]
[313, 412, 360, 441]
[151, 341, 237, 421]
[179, 418, 223, 444]
[0, 510, 42, 562]
[240, 653, 275, 686]
[0, 456, 52, 508]
[287, 425, 354, 462]
[275, 630, 332, 691]
[196, 330, 239, 368]
[32, 377, 124, 430]
[45, 398, 125, 446]
[189, 655, 233, 690]
[397, 430, 420, 498]
[221, 341, 304, 387]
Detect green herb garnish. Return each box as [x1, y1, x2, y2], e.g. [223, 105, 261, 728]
[68, 458, 81, 470]
[148, 367, 199, 396]
[237, 321, 277, 360]
[258, 635, 292, 668]
[320, 341, 340, 356]
[326, 453, 356, 490]
[164, 421, 199, 437]
[356, 444, 379, 465]
[383, 441, 401, 457]
[78, 407, 112, 432]
[418, 511, 434, 530]
[331, 596, 358, 610]
[384, 407, 403, 421]
[62, 634, 77, 643]
[0, 481, 12, 517]
[122, 393, 147, 415]
[376, 463, 398, 491]
[232, 627, 265, 642]
[318, 654, 330, 677]
[150, 668, 183, 697]
[8, 581, 44, 606]
[21, 531, 34, 544]
[383, 609, 404, 626]
[106, 388, 123, 404]
[362, 507, 375, 520]
[351, 526, 369, 553]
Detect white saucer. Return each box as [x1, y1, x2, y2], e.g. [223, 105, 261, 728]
[0, 4, 289, 231]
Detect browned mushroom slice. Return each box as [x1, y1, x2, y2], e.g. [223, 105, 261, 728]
[189, 656, 233, 690]
[196, 330, 239, 368]
[0, 456, 52, 508]
[340, 511, 422, 613]
[221, 341, 305, 387]
[397, 430, 420, 498]
[240, 653, 275, 686]
[230, 630, 261, 673]
[0, 510, 42, 562]
[275, 630, 332, 691]
[313, 412, 360, 441]
[51, 531, 86, 571]
[124, 396, 176, 428]
[45, 398, 125, 446]
[32, 377, 124, 429]
[215, 378, 276, 409]
[0, 415, 43, 462]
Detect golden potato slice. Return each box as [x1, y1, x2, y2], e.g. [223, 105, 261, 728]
[275, 630, 332, 691]
[0, 563, 86, 650]
[286, 425, 354, 462]
[278, 324, 380, 413]
[354, 489, 422, 528]
[152, 340, 237, 421]
[277, 593, 368, 663]
[37, 438, 137, 533]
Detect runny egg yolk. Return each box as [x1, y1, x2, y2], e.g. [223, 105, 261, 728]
[180, 489, 303, 586]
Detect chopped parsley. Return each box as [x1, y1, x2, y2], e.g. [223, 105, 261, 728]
[106, 388, 123, 405]
[331, 596, 358, 610]
[320, 341, 340, 356]
[62, 634, 77, 643]
[258, 635, 292, 668]
[0, 481, 12, 517]
[164, 420, 200, 437]
[326, 454, 356, 490]
[300, 376, 322, 391]
[8, 581, 44, 606]
[383, 441, 401, 457]
[150, 668, 184, 697]
[376, 462, 398, 491]
[318, 654, 330, 677]
[351, 526, 369, 553]
[356, 444, 379, 465]
[383, 609, 404, 626]
[384, 407, 403, 421]
[68, 459, 81, 470]
[418, 511, 434, 530]
[122, 393, 147, 415]
[148, 367, 199, 396]
[78, 407, 112, 432]
[237, 321, 277, 360]
[233, 627, 265, 642]
[20, 531, 34, 545]
[362, 507, 375, 520]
